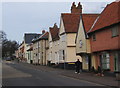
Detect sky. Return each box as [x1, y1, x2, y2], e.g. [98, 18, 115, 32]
[1, 0, 115, 44]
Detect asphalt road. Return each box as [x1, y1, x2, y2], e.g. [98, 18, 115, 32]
[2, 60, 104, 86]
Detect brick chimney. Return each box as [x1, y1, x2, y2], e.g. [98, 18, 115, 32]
[71, 2, 82, 14]
[42, 30, 45, 34]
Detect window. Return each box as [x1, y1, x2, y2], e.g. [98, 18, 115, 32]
[92, 33, 96, 41]
[111, 26, 119, 37]
[79, 40, 83, 48]
[100, 53, 110, 70]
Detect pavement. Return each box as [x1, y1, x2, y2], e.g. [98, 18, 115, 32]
[4, 60, 119, 87]
[61, 70, 119, 87]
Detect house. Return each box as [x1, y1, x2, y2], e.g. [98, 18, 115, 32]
[58, 2, 82, 69]
[38, 31, 49, 65]
[27, 43, 33, 64]
[20, 33, 40, 63]
[32, 30, 48, 65]
[48, 23, 60, 65]
[18, 41, 25, 61]
[88, 1, 120, 72]
[76, 14, 99, 71]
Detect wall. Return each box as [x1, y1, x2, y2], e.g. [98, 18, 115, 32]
[90, 25, 119, 52]
[66, 34, 76, 46]
[59, 17, 65, 35]
[66, 47, 82, 62]
[33, 42, 39, 64]
[91, 54, 97, 69]
[76, 18, 87, 54]
[86, 39, 91, 53]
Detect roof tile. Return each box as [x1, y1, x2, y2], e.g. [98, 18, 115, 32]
[49, 24, 60, 41]
[82, 14, 99, 32]
[61, 13, 80, 33]
[89, 1, 120, 32]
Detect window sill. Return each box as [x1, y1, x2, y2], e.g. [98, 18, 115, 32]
[111, 35, 119, 38]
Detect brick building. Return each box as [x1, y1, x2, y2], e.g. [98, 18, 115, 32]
[88, 1, 120, 72]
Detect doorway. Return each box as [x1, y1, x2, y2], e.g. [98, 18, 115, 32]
[88, 54, 91, 71]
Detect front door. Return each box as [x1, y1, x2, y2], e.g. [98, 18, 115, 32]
[88, 54, 91, 71]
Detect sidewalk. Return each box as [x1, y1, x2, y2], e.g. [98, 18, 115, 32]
[61, 70, 119, 87]
[17, 61, 119, 87]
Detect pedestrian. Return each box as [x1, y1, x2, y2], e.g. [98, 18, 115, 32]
[75, 59, 82, 74]
[97, 66, 104, 76]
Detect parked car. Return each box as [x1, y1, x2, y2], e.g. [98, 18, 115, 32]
[5, 57, 12, 61]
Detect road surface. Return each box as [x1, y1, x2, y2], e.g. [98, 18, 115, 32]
[2, 60, 105, 86]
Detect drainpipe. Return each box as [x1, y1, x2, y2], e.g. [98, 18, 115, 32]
[45, 40, 46, 65]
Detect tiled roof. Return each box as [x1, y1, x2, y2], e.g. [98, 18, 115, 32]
[24, 33, 41, 44]
[32, 32, 49, 43]
[89, 1, 120, 33]
[61, 13, 80, 33]
[49, 24, 59, 41]
[39, 32, 49, 40]
[82, 14, 99, 32]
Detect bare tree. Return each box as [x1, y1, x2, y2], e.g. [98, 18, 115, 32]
[0, 31, 19, 58]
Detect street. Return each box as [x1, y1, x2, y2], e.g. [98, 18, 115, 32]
[2, 61, 106, 87]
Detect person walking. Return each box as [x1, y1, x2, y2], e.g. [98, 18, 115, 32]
[75, 59, 82, 74]
[97, 66, 104, 76]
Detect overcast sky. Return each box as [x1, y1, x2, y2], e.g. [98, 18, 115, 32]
[1, 0, 115, 43]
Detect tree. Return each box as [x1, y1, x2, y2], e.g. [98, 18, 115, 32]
[0, 31, 19, 58]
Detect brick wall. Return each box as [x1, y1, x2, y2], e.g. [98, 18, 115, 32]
[90, 25, 119, 52]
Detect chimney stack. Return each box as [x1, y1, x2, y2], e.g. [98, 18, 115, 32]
[71, 2, 82, 14]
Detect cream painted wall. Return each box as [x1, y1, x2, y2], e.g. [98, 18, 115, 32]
[48, 31, 60, 64]
[91, 54, 97, 69]
[26, 44, 31, 63]
[76, 18, 87, 54]
[39, 40, 42, 65]
[51, 41, 60, 64]
[42, 40, 48, 65]
[33, 42, 39, 64]
[66, 47, 82, 62]
[86, 39, 91, 53]
[66, 34, 76, 46]
[59, 17, 82, 63]
[82, 56, 88, 70]
[59, 17, 65, 35]
[48, 32, 52, 62]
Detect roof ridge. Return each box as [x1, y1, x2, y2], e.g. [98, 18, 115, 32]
[87, 16, 100, 33]
[88, 1, 119, 33]
[39, 32, 48, 39]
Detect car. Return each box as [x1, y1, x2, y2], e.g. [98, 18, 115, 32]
[5, 57, 12, 61]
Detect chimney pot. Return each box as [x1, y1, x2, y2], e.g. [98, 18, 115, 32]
[71, 2, 82, 14]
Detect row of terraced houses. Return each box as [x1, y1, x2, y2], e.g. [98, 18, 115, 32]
[16, 1, 120, 73]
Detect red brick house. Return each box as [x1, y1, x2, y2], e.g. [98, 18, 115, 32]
[88, 1, 120, 72]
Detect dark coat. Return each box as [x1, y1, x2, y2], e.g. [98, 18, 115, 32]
[75, 61, 82, 69]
